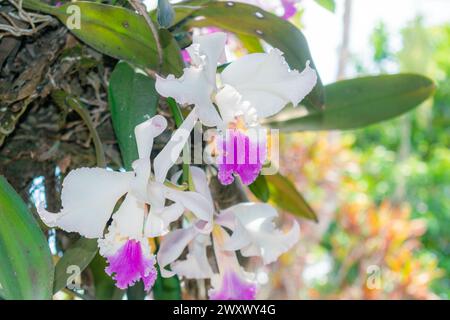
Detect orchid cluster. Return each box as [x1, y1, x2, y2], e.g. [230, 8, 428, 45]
[37, 32, 317, 299]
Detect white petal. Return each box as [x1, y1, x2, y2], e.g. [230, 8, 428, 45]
[155, 32, 227, 127]
[170, 167, 213, 205]
[142, 0, 157, 11]
[130, 158, 151, 203]
[190, 32, 227, 84]
[220, 219, 251, 251]
[144, 202, 184, 237]
[190, 166, 214, 204]
[110, 193, 146, 239]
[155, 71, 221, 127]
[97, 224, 125, 258]
[215, 85, 255, 126]
[157, 227, 197, 278]
[221, 203, 300, 264]
[164, 187, 214, 223]
[38, 168, 133, 238]
[147, 181, 166, 209]
[129, 116, 167, 202]
[134, 115, 167, 159]
[153, 108, 198, 183]
[171, 234, 214, 279]
[221, 49, 317, 118]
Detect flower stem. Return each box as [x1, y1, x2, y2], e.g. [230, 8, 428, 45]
[167, 97, 194, 190]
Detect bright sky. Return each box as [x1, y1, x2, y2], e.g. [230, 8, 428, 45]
[301, 0, 450, 83]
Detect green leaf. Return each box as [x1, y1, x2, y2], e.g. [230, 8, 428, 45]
[267, 74, 435, 131]
[265, 173, 317, 221]
[177, 0, 324, 108]
[53, 237, 98, 293]
[22, 0, 183, 75]
[248, 175, 270, 202]
[126, 281, 147, 300]
[108, 61, 159, 170]
[0, 176, 54, 299]
[158, 0, 175, 28]
[169, 0, 211, 26]
[237, 33, 264, 53]
[90, 253, 124, 300]
[153, 266, 182, 300]
[314, 0, 336, 12]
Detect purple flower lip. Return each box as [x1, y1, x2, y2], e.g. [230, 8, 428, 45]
[105, 239, 157, 291]
[209, 271, 256, 300]
[281, 0, 297, 19]
[181, 49, 191, 63]
[217, 129, 267, 186]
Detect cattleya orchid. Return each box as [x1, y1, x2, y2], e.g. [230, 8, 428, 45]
[158, 167, 299, 300]
[155, 32, 317, 186]
[37, 111, 213, 290]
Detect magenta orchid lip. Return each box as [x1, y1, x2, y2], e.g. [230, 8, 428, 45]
[217, 129, 267, 186]
[105, 239, 157, 291]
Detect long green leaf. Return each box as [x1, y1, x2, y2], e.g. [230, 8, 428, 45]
[0, 176, 54, 299]
[267, 74, 435, 131]
[265, 173, 317, 221]
[108, 61, 159, 170]
[176, 0, 324, 108]
[53, 237, 98, 293]
[22, 0, 183, 76]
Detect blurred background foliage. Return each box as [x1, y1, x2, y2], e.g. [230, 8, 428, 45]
[259, 13, 449, 299]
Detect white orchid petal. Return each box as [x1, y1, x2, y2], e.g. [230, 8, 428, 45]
[147, 181, 166, 209]
[221, 49, 317, 118]
[214, 85, 253, 126]
[155, 32, 227, 127]
[170, 167, 213, 205]
[191, 32, 227, 84]
[130, 158, 151, 203]
[215, 210, 236, 230]
[157, 227, 197, 278]
[142, 0, 157, 11]
[161, 202, 185, 224]
[164, 187, 214, 223]
[222, 221, 251, 251]
[37, 168, 133, 239]
[240, 243, 260, 257]
[144, 213, 166, 238]
[134, 115, 167, 159]
[144, 202, 184, 237]
[222, 203, 300, 264]
[190, 166, 214, 204]
[111, 193, 145, 239]
[153, 108, 198, 183]
[155, 71, 221, 127]
[171, 234, 214, 279]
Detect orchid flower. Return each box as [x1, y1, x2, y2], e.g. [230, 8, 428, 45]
[281, 0, 298, 19]
[155, 32, 317, 185]
[37, 111, 213, 291]
[157, 167, 300, 300]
